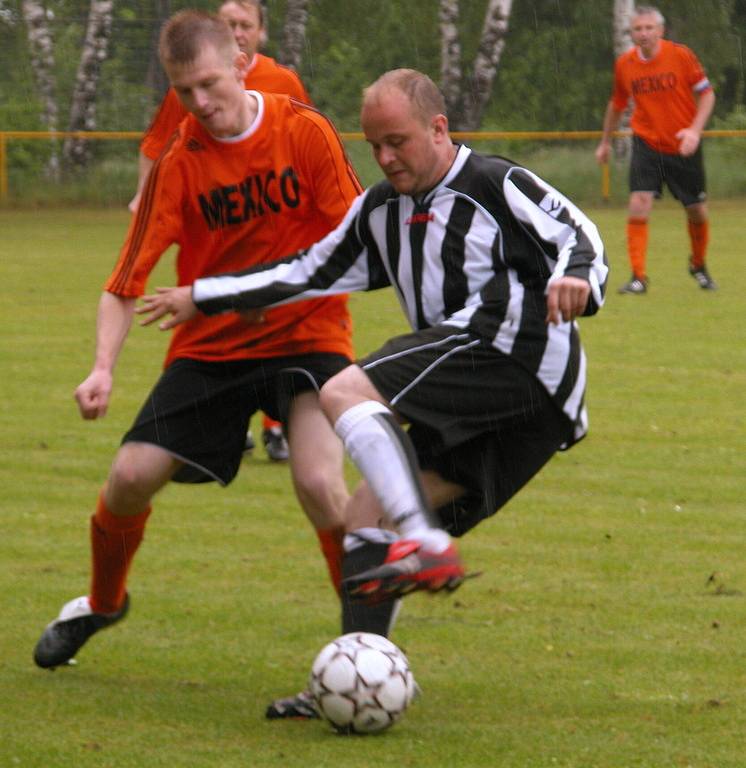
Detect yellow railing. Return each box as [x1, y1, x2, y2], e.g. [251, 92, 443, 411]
[2, 129, 746, 203]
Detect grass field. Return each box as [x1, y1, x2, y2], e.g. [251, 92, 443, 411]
[1, 202, 745, 767]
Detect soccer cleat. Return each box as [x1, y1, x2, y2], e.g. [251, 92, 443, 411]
[688, 261, 717, 290]
[343, 539, 468, 603]
[265, 689, 320, 720]
[244, 429, 256, 454]
[617, 275, 648, 295]
[262, 425, 289, 462]
[33, 594, 129, 669]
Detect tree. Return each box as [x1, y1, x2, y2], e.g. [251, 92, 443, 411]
[62, 0, 115, 170]
[612, 0, 634, 159]
[439, 0, 514, 130]
[21, 0, 60, 178]
[613, 0, 633, 54]
[277, 0, 309, 72]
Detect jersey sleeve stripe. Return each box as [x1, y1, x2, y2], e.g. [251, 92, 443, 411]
[108, 136, 172, 294]
[289, 98, 364, 196]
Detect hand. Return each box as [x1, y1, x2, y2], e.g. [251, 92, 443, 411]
[675, 127, 700, 157]
[546, 276, 591, 326]
[127, 191, 141, 214]
[594, 141, 610, 165]
[74, 369, 113, 420]
[136, 286, 197, 330]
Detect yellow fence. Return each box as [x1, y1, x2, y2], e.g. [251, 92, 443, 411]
[2, 129, 746, 203]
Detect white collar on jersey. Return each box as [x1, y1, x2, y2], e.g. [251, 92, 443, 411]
[212, 90, 265, 144]
[416, 144, 472, 204]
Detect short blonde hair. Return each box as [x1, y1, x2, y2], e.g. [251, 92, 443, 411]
[159, 10, 238, 68]
[363, 69, 447, 123]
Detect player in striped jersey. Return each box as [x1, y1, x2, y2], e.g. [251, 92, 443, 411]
[140, 69, 609, 607]
[595, 6, 716, 293]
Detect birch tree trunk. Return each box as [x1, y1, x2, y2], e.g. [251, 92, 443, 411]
[62, 0, 115, 170]
[459, 0, 513, 130]
[21, 0, 59, 180]
[439, 0, 463, 119]
[440, 0, 513, 131]
[613, 0, 634, 159]
[277, 0, 310, 72]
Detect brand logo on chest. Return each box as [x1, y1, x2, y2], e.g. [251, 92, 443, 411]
[405, 212, 434, 225]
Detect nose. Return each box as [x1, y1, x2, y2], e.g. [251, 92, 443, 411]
[377, 145, 396, 168]
[193, 89, 210, 111]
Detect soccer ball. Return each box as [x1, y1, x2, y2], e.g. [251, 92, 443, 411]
[309, 632, 417, 734]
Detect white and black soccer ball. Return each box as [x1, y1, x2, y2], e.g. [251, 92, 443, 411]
[309, 632, 417, 734]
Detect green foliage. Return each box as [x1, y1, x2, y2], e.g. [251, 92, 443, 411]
[301, 39, 368, 128]
[1, 205, 746, 766]
[3, 0, 746, 135]
[486, 1, 614, 130]
[0, 14, 48, 177]
[2, 0, 746, 193]
[301, 0, 441, 129]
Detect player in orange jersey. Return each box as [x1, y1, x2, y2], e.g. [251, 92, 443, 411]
[130, 0, 309, 213]
[132, 0, 301, 459]
[596, 5, 716, 294]
[33, 14, 361, 719]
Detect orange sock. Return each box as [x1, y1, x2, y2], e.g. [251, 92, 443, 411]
[687, 219, 709, 269]
[626, 217, 648, 280]
[89, 492, 151, 614]
[262, 414, 281, 430]
[317, 526, 345, 596]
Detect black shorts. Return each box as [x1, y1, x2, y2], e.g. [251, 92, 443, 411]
[360, 326, 572, 536]
[123, 353, 350, 485]
[629, 135, 707, 206]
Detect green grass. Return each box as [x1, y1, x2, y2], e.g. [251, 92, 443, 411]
[1, 203, 745, 767]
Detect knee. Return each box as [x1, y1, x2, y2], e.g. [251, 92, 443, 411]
[319, 365, 379, 424]
[318, 367, 353, 421]
[107, 444, 161, 504]
[319, 371, 344, 420]
[110, 451, 145, 494]
[629, 193, 652, 218]
[686, 203, 708, 224]
[293, 462, 344, 512]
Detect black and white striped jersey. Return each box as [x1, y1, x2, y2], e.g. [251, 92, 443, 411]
[194, 145, 609, 443]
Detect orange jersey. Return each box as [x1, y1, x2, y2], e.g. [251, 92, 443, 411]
[611, 39, 712, 154]
[140, 53, 312, 161]
[108, 91, 362, 366]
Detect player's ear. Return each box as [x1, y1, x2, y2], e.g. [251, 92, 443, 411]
[431, 114, 449, 143]
[234, 51, 250, 80]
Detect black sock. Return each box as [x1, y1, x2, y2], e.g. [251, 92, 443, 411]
[341, 541, 400, 636]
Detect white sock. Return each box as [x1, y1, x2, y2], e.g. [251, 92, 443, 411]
[343, 527, 399, 552]
[335, 401, 450, 553]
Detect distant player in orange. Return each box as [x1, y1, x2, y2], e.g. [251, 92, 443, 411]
[596, 5, 716, 294]
[131, 0, 305, 458]
[33, 14, 361, 721]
